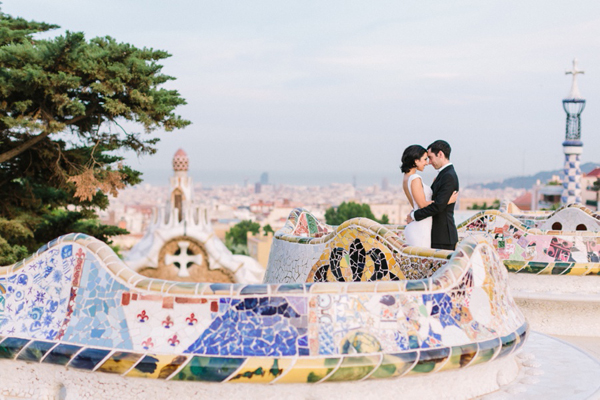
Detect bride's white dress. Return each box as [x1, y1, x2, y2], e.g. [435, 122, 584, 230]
[404, 174, 432, 248]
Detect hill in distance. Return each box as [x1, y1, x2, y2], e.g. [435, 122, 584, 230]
[469, 162, 600, 190]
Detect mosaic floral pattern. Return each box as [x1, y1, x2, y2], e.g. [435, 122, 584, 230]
[458, 208, 600, 275]
[0, 245, 77, 341]
[0, 231, 528, 383]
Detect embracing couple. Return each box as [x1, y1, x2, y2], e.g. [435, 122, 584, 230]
[402, 140, 460, 251]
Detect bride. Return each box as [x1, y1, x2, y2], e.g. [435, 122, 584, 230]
[401, 145, 458, 248]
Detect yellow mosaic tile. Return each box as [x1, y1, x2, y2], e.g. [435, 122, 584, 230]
[227, 357, 295, 383]
[276, 357, 340, 383]
[309, 283, 343, 294]
[96, 352, 143, 375]
[166, 282, 198, 295]
[126, 354, 188, 379]
[134, 279, 154, 290]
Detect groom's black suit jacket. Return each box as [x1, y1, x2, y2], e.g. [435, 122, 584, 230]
[414, 164, 459, 249]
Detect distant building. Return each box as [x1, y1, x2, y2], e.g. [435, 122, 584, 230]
[254, 182, 262, 194]
[247, 230, 273, 268]
[381, 177, 389, 191]
[512, 192, 532, 211]
[531, 177, 563, 210]
[249, 200, 274, 215]
[582, 167, 600, 210]
[369, 202, 412, 225]
[260, 172, 269, 185]
[125, 149, 265, 284]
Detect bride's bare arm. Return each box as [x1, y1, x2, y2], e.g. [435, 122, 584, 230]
[410, 178, 432, 209]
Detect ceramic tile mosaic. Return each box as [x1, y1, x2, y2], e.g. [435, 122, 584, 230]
[499, 201, 600, 231]
[263, 239, 326, 284]
[457, 207, 600, 275]
[266, 209, 450, 285]
[0, 228, 528, 383]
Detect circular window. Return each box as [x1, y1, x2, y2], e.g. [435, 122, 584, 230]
[576, 224, 587, 231]
[551, 222, 563, 230]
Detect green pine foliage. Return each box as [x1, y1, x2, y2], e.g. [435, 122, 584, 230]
[0, 9, 190, 263]
[324, 201, 389, 225]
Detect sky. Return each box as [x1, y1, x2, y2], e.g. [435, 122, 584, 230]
[4, 1, 600, 187]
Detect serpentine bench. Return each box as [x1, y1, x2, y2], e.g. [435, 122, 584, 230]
[0, 221, 528, 398]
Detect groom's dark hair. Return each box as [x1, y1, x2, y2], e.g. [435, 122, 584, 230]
[428, 140, 451, 160]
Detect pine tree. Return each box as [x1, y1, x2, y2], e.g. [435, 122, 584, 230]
[0, 9, 190, 261]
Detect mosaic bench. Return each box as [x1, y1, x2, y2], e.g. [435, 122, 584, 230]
[265, 208, 527, 365]
[265, 208, 450, 283]
[457, 209, 600, 276]
[459, 202, 600, 337]
[0, 226, 527, 393]
[499, 201, 600, 232]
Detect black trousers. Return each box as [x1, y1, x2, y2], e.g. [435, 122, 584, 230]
[432, 243, 456, 251]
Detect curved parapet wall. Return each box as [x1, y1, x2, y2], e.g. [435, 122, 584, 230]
[458, 209, 600, 275]
[499, 201, 600, 232]
[266, 208, 444, 283]
[0, 231, 527, 385]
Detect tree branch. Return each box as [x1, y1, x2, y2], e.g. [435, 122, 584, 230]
[0, 104, 98, 164]
[0, 129, 53, 163]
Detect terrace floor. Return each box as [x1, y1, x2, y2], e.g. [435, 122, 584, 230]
[554, 335, 600, 362]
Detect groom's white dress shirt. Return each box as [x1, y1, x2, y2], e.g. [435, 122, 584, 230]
[410, 162, 453, 220]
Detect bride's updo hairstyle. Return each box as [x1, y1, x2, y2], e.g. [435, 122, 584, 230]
[400, 145, 427, 173]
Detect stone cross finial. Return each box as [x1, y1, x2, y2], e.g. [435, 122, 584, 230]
[565, 58, 584, 100]
[164, 241, 203, 277]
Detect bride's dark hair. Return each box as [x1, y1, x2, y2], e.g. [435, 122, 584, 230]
[400, 145, 427, 173]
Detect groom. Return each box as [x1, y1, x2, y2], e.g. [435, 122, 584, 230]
[406, 140, 459, 250]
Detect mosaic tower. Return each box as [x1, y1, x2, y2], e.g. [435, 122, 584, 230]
[561, 59, 586, 205]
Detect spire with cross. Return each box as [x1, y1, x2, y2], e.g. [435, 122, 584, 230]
[565, 58, 584, 100]
[561, 58, 586, 205]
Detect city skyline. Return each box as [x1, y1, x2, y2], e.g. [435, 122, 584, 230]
[5, 1, 600, 187]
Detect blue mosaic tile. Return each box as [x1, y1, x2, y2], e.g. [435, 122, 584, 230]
[43, 344, 82, 365]
[62, 255, 132, 350]
[69, 348, 111, 370]
[17, 340, 56, 362]
[185, 297, 302, 356]
[318, 323, 335, 355]
[0, 337, 30, 359]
